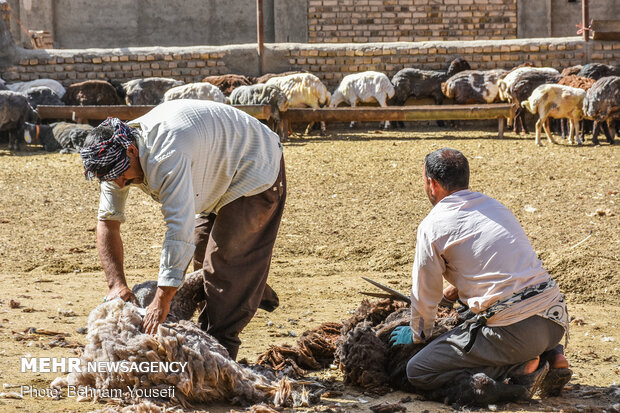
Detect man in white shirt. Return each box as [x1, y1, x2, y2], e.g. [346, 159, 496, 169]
[390, 148, 570, 404]
[80, 100, 286, 360]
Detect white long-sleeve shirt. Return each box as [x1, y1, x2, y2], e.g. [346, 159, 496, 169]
[410, 189, 565, 343]
[97, 99, 283, 288]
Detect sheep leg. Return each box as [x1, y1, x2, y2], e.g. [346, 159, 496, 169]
[304, 122, 315, 135]
[535, 119, 543, 146]
[320, 121, 326, 135]
[542, 119, 558, 145]
[567, 119, 575, 145]
[574, 118, 582, 146]
[602, 121, 614, 144]
[377, 98, 390, 130]
[520, 110, 529, 134]
[591, 121, 601, 145]
[349, 102, 357, 129]
[560, 119, 567, 140]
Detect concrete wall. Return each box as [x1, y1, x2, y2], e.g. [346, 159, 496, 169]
[2, 38, 618, 90]
[518, 0, 620, 38]
[4, 0, 307, 49]
[4, 0, 620, 48]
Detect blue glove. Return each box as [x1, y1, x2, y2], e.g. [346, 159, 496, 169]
[389, 325, 413, 347]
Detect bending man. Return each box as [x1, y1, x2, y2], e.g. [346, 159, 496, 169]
[80, 99, 286, 360]
[390, 148, 570, 403]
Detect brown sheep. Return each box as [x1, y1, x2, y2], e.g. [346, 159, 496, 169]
[202, 74, 253, 96]
[62, 80, 124, 106]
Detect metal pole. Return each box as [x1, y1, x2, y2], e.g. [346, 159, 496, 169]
[257, 0, 264, 75]
[582, 0, 589, 41]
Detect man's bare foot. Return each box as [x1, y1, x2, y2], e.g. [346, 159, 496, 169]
[522, 356, 540, 375]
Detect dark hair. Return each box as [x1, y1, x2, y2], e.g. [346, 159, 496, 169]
[424, 148, 469, 191]
[83, 125, 115, 148]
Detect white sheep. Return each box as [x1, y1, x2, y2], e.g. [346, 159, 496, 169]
[265, 73, 331, 135]
[3, 78, 66, 98]
[330, 71, 395, 129]
[497, 67, 559, 102]
[521, 84, 586, 146]
[163, 82, 227, 103]
[58, 299, 317, 408]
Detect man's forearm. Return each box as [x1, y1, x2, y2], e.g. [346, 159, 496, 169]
[97, 220, 128, 290]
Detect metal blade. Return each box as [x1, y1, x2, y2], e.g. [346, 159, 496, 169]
[360, 291, 404, 300]
[361, 276, 411, 304]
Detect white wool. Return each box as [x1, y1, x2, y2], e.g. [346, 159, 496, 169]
[6, 79, 66, 98]
[265, 73, 330, 109]
[521, 84, 586, 145]
[65, 299, 291, 407]
[497, 67, 559, 102]
[163, 83, 226, 103]
[330, 71, 395, 108]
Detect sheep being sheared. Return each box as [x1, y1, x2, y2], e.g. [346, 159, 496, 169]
[132, 270, 206, 322]
[330, 71, 395, 129]
[61, 299, 316, 407]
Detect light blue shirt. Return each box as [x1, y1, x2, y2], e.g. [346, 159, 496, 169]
[98, 100, 283, 287]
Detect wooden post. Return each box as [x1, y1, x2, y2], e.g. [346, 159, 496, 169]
[498, 117, 505, 139]
[582, 0, 589, 41]
[257, 0, 264, 75]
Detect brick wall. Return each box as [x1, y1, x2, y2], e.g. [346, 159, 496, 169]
[308, 0, 518, 43]
[1, 39, 619, 90]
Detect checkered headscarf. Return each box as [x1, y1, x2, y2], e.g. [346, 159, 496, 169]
[80, 118, 139, 181]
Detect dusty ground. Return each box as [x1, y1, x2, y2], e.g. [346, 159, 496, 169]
[0, 124, 618, 412]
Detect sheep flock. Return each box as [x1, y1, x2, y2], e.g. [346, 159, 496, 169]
[1, 61, 619, 152]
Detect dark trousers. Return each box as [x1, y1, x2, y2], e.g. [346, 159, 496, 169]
[406, 315, 565, 390]
[194, 156, 286, 360]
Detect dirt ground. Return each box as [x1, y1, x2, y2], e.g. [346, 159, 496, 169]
[0, 124, 618, 413]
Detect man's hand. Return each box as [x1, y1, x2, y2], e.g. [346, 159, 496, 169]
[141, 286, 177, 335]
[389, 325, 414, 347]
[105, 285, 137, 304]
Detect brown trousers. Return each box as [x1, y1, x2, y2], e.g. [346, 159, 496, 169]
[193, 156, 286, 360]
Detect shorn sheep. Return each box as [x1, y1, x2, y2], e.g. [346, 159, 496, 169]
[265, 73, 331, 135]
[521, 84, 586, 146]
[330, 71, 395, 129]
[55, 298, 319, 408]
[163, 82, 227, 103]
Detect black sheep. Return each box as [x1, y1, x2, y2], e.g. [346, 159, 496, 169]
[578, 63, 620, 81]
[583, 76, 620, 145]
[23, 121, 93, 152]
[390, 57, 471, 127]
[24, 86, 64, 109]
[0, 90, 39, 151]
[507, 71, 561, 134]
